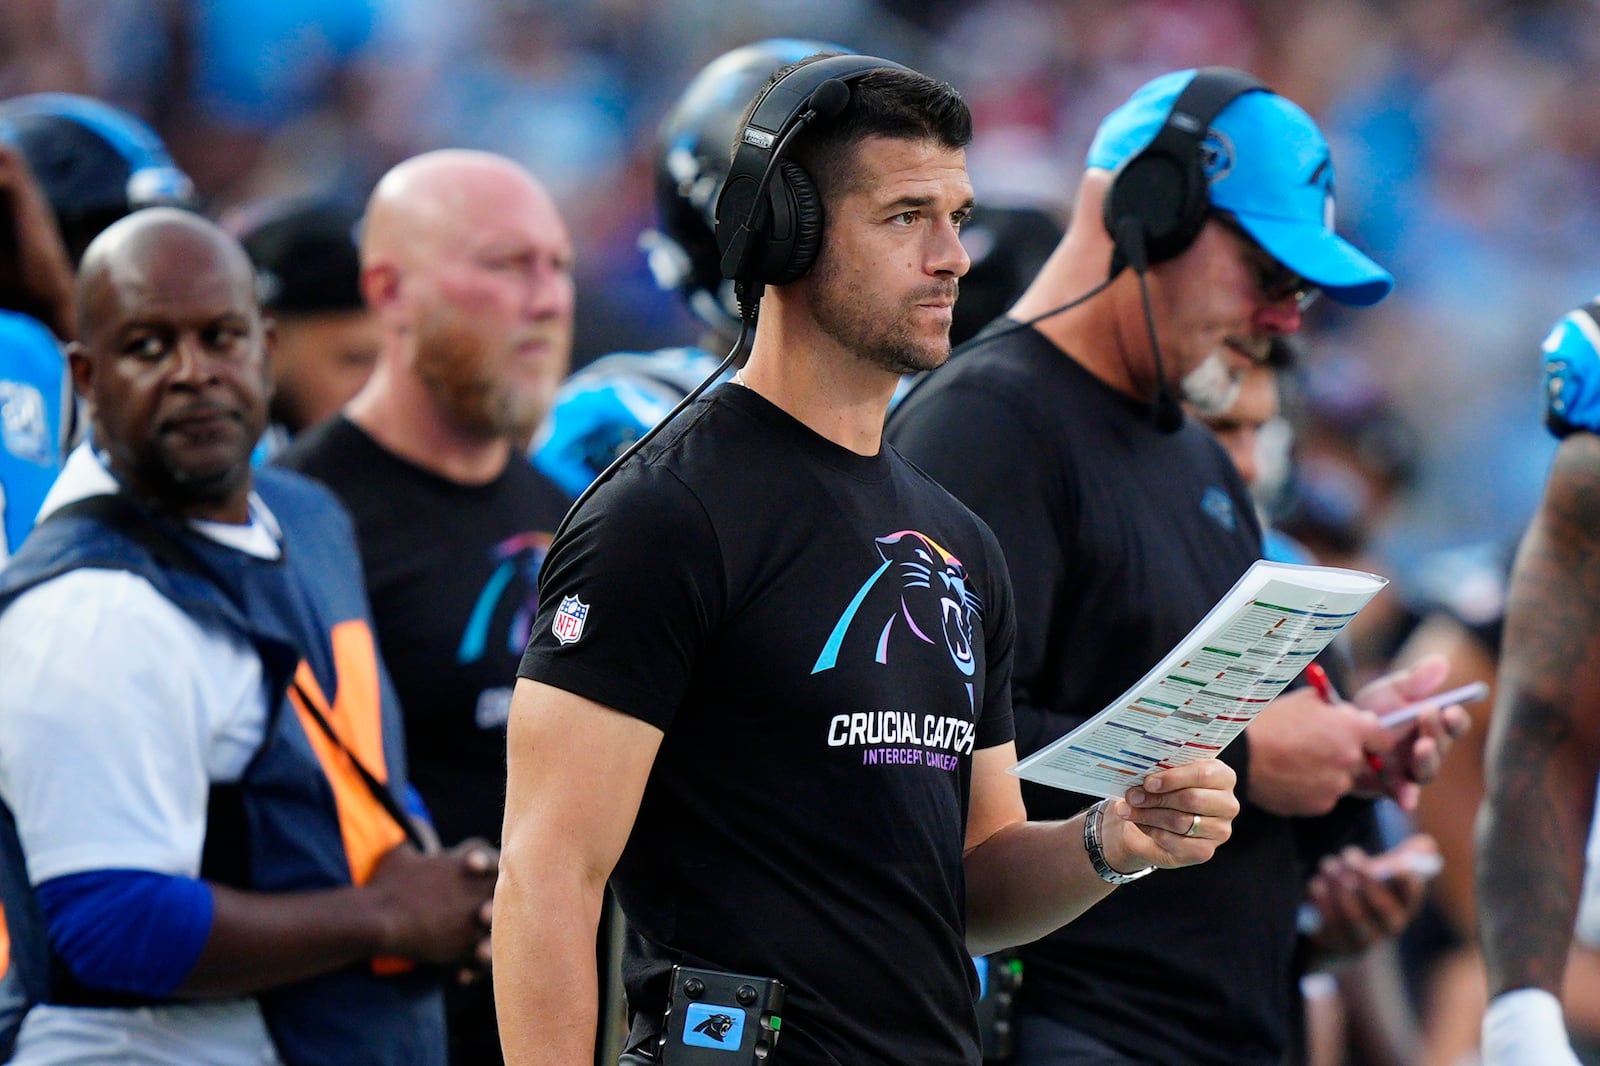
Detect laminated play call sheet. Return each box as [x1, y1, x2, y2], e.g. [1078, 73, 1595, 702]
[1011, 560, 1388, 798]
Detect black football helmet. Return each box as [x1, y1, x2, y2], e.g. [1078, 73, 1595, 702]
[640, 38, 845, 338]
[0, 93, 196, 264]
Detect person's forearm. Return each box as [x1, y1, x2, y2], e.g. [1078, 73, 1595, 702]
[1478, 695, 1596, 997]
[494, 856, 606, 1065]
[178, 882, 385, 996]
[179, 841, 495, 997]
[963, 814, 1114, 955]
[494, 682, 660, 1062]
[1479, 444, 1600, 1000]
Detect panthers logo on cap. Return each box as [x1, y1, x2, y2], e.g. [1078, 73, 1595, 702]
[1200, 130, 1234, 182]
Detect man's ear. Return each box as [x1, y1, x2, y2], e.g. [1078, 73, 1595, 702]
[360, 261, 404, 327]
[65, 341, 93, 400]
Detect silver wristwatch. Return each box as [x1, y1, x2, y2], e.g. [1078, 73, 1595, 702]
[1083, 798, 1156, 884]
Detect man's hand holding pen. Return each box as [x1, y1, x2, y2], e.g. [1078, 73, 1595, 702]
[1306, 654, 1473, 811]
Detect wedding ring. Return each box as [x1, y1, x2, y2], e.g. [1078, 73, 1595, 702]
[1184, 813, 1202, 838]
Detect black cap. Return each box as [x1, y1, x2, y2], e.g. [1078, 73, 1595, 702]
[236, 198, 364, 314]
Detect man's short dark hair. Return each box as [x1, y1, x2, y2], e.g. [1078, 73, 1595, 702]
[745, 60, 972, 205]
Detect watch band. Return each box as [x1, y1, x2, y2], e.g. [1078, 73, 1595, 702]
[1084, 798, 1156, 884]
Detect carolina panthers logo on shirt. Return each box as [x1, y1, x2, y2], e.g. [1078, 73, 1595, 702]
[1200, 485, 1237, 532]
[812, 529, 982, 683]
[0, 381, 52, 466]
[457, 530, 552, 663]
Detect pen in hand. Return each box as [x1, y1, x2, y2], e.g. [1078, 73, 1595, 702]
[1304, 662, 1386, 775]
[1305, 662, 1338, 705]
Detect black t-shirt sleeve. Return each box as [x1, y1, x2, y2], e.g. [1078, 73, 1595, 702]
[518, 463, 722, 730]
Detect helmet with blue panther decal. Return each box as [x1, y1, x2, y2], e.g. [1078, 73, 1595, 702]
[641, 38, 846, 341]
[535, 40, 845, 493]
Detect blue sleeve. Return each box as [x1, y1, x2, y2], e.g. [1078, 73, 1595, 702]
[0, 310, 67, 556]
[532, 347, 727, 496]
[35, 869, 214, 997]
[401, 782, 433, 827]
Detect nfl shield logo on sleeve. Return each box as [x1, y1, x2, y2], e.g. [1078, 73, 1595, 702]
[552, 595, 590, 645]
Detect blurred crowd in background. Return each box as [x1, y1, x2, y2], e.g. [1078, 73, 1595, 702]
[4, 0, 1596, 598]
[5, 2, 1600, 1056]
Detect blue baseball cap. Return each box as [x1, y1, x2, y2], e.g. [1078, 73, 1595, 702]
[1088, 69, 1393, 307]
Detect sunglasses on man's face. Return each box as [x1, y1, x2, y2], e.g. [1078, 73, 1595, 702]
[1212, 213, 1321, 312]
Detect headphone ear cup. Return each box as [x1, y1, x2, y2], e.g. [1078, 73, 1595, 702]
[1104, 145, 1208, 267]
[770, 159, 824, 284]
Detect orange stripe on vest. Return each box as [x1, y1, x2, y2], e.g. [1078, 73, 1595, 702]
[287, 620, 406, 885]
[289, 622, 413, 974]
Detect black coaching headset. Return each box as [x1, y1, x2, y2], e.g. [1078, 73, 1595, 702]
[713, 52, 909, 298]
[1102, 65, 1267, 278]
[1099, 66, 1268, 431]
[551, 51, 908, 544]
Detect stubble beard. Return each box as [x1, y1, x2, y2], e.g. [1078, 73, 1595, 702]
[806, 256, 956, 377]
[106, 428, 252, 514]
[158, 454, 250, 507]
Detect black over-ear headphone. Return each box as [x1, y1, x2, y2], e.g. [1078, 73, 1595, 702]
[714, 53, 909, 295]
[549, 54, 910, 549]
[1102, 66, 1266, 277]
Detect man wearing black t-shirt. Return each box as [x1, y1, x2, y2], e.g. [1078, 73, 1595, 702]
[497, 56, 1240, 1066]
[889, 69, 1469, 1066]
[279, 149, 574, 1066]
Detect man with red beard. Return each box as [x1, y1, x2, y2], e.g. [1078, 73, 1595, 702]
[278, 149, 574, 1066]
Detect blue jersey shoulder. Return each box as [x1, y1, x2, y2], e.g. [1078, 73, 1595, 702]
[0, 310, 66, 559]
[1262, 528, 1318, 566]
[532, 346, 727, 497]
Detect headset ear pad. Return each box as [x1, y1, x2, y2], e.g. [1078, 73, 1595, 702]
[1102, 141, 1210, 267]
[768, 159, 824, 284]
[714, 157, 824, 286]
